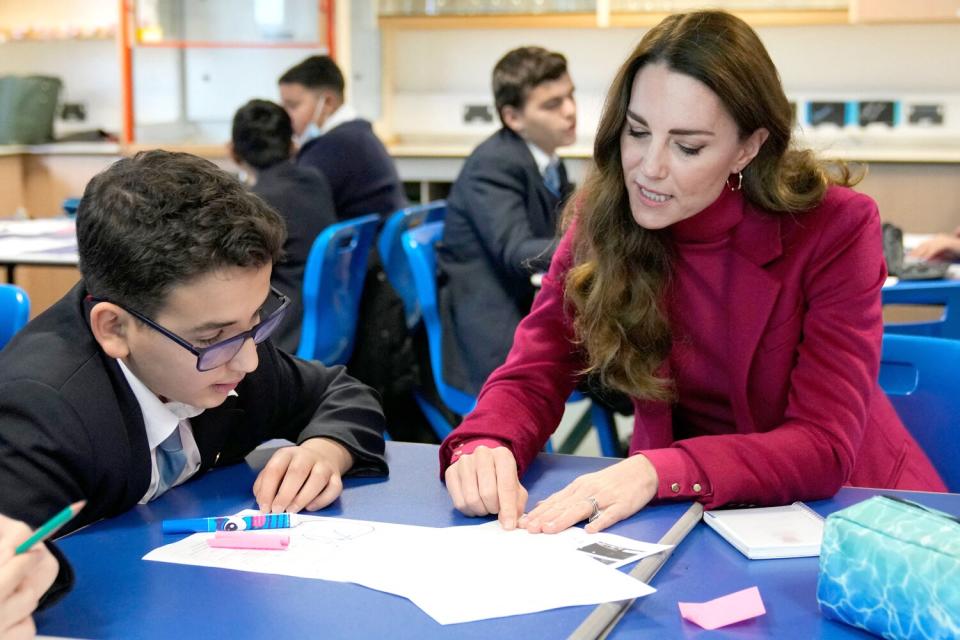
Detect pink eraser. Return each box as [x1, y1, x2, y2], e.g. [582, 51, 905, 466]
[207, 531, 290, 550]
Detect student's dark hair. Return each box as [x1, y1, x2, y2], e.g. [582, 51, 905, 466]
[77, 150, 286, 317]
[564, 10, 861, 401]
[278, 55, 345, 95]
[232, 99, 293, 170]
[492, 46, 568, 125]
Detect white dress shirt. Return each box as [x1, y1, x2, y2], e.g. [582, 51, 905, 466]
[117, 360, 236, 503]
[318, 103, 359, 136]
[525, 141, 559, 178]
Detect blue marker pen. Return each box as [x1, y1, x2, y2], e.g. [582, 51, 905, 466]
[162, 513, 302, 534]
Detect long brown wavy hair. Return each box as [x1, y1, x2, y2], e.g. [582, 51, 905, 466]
[564, 10, 861, 401]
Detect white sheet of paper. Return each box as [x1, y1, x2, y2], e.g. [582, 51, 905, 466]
[402, 523, 658, 625]
[144, 511, 657, 624]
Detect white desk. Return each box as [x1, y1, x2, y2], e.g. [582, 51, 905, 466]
[0, 218, 78, 283]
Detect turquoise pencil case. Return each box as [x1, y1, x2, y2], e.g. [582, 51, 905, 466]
[817, 495, 960, 639]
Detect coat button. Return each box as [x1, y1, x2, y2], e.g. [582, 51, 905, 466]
[693, 483, 702, 493]
[670, 482, 681, 493]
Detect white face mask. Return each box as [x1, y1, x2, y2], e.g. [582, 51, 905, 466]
[296, 95, 327, 146]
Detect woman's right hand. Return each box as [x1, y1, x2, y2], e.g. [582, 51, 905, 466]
[445, 446, 528, 530]
[0, 515, 60, 640]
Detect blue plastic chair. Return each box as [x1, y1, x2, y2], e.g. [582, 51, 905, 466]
[0, 284, 29, 349]
[402, 222, 476, 439]
[879, 333, 960, 491]
[379, 201, 447, 329]
[62, 197, 81, 217]
[402, 223, 591, 455]
[882, 279, 960, 339]
[296, 214, 380, 366]
[564, 390, 623, 458]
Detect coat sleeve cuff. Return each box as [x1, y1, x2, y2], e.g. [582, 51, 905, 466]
[637, 448, 712, 501]
[38, 542, 74, 611]
[449, 438, 509, 464]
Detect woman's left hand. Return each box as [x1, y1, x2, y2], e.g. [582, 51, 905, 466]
[520, 454, 659, 534]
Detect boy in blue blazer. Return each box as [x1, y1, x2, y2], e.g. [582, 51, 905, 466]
[0, 150, 388, 549]
[438, 46, 577, 395]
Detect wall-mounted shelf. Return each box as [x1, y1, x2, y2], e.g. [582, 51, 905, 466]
[134, 40, 325, 48]
[609, 8, 848, 27]
[0, 28, 117, 43]
[378, 13, 595, 29]
[379, 8, 850, 29]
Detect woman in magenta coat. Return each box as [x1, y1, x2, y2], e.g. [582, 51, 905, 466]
[439, 10, 946, 534]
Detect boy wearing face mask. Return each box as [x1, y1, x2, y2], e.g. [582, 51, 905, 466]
[279, 56, 434, 445]
[279, 56, 407, 221]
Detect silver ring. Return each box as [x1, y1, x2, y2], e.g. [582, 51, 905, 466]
[586, 496, 601, 523]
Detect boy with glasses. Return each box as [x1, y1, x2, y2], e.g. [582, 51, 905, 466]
[0, 151, 388, 553]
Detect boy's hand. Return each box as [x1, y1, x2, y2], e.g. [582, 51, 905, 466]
[252, 438, 354, 514]
[0, 514, 60, 640]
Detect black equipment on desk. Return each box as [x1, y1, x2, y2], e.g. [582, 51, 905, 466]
[882, 223, 950, 281]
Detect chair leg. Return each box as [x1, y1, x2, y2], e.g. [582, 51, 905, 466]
[590, 405, 623, 458]
[556, 405, 595, 454]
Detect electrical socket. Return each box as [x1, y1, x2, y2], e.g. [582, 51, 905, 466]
[463, 104, 493, 124]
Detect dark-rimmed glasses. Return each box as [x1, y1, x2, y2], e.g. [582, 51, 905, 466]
[86, 286, 290, 372]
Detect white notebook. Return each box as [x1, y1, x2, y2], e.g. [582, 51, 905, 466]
[703, 501, 824, 560]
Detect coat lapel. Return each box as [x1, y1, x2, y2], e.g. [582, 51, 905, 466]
[97, 354, 153, 506]
[504, 130, 560, 231]
[191, 396, 246, 470]
[629, 363, 676, 450]
[725, 205, 784, 433]
[558, 159, 572, 198]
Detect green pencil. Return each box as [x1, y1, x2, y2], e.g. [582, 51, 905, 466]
[14, 500, 86, 555]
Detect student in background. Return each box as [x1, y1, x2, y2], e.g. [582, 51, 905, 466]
[278, 55, 406, 220]
[438, 46, 577, 396]
[0, 514, 66, 639]
[231, 99, 337, 353]
[0, 151, 388, 543]
[440, 11, 945, 534]
[279, 56, 433, 444]
[911, 225, 960, 261]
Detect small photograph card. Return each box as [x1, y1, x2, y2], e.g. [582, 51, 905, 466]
[703, 501, 824, 560]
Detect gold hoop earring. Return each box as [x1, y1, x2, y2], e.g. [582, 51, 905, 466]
[728, 171, 743, 192]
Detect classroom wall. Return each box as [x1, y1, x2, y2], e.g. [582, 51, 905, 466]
[386, 22, 960, 139]
[4, 1, 959, 142]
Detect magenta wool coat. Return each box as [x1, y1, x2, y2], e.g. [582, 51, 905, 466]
[440, 186, 945, 509]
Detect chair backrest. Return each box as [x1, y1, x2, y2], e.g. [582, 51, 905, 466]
[0, 284, 29, 349]
[295, 214, 380, 366]
[401, 222, 477, 417]
[882, 279, 960, 339]
[62, 197, 81, 217]
[379, 201, 447, 329]
[879, 333, 960, 491]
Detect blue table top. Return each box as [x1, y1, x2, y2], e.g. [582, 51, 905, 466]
[35, 442, 959, 639]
